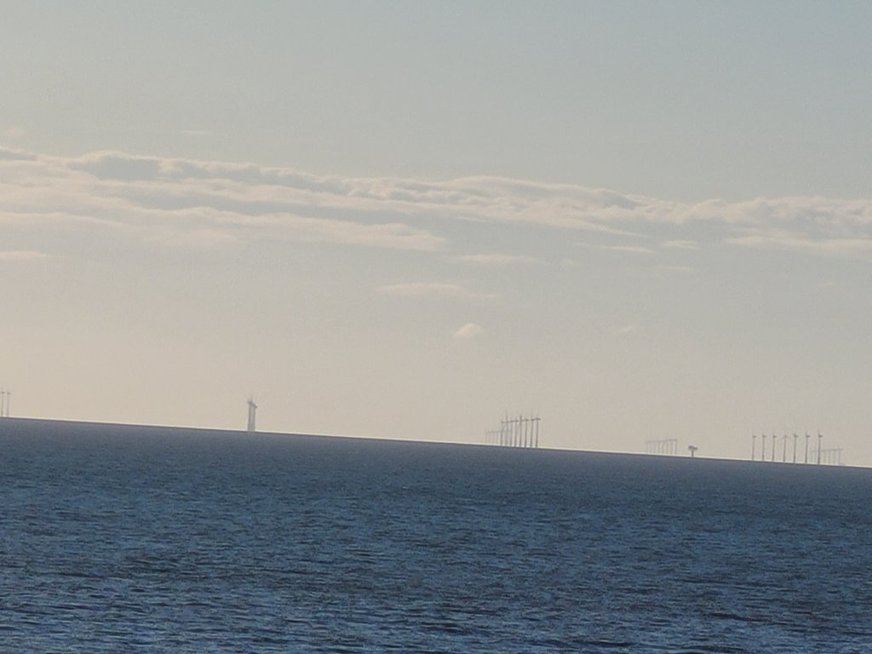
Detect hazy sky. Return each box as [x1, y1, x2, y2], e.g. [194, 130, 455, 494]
[2, 1, 871, 464]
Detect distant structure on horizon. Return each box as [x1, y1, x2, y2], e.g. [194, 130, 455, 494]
[246, 397, 257, 433]
[484, 413, 541, 448]
[645, 439, 678, 456]
[0, 388, 10, 418]
[750, 431, 842, 465]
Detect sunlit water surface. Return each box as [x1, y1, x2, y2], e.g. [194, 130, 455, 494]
[2, 420, 871, 652]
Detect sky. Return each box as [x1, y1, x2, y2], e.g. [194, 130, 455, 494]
[2, 1, 872, 464]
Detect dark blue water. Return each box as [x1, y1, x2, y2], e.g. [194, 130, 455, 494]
[2, 419, 871, 652]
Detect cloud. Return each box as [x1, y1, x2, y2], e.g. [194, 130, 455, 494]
[2, 146, 872, 261]
[0, 250, 49, 261]
[616, 324, 639, 335]
[377, 283, 496, 301]
[578, 242, 655, 255]
[452, 323, 485, 340]
[662, 240, 699, 250]
[457, 253, 542, 266]
[0, 149, 446, 252]
[726, 229, 872, 257]
[0, 146, 35, 161]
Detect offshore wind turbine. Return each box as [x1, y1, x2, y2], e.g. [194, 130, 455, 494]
[502, 416, 507, 447]
[781, 433, 788, 463]
[534, 415, 541, 448]
[751, 433, 757, 461]
[793, 433, 799, 463]
[507, 415, 514, 447]
[817, 432, 823, 465]
[771, 432, 777, 462]
[246, 397, 258, 433]
[526, 414, 532, 448]
[524, 414, 531, 448]
[805, 433, 811, 464]
[521, 414, 527, 448]
[761, 434, 767, 462]
[528, 415, 533, 448]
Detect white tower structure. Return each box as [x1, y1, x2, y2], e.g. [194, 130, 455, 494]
[247, 397, 257, 433]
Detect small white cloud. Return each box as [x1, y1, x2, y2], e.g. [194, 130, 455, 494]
[616, 324, 639, 335]
[377, 283, 495, 301]
[453, 323, 485, 340]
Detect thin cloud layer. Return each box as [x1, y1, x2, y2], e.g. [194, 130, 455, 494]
[457, 254, 543, 266]
[0, 250, 49, 261]
[2, 147, 872, 259]
[377, 283, 496, 301]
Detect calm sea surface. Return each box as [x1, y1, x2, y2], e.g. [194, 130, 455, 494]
[2, 419, 871, 653]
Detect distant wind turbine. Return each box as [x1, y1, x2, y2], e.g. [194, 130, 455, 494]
[247, 397, 258, 433]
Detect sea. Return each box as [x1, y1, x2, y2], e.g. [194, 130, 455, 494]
[1, 418, 871, 653]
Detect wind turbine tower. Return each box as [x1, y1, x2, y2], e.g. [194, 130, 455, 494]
[751, 433, 757, 461]
[1, 389, 9, 418]
[247, 397, 258, 433]
[817, 432, 823, 465]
